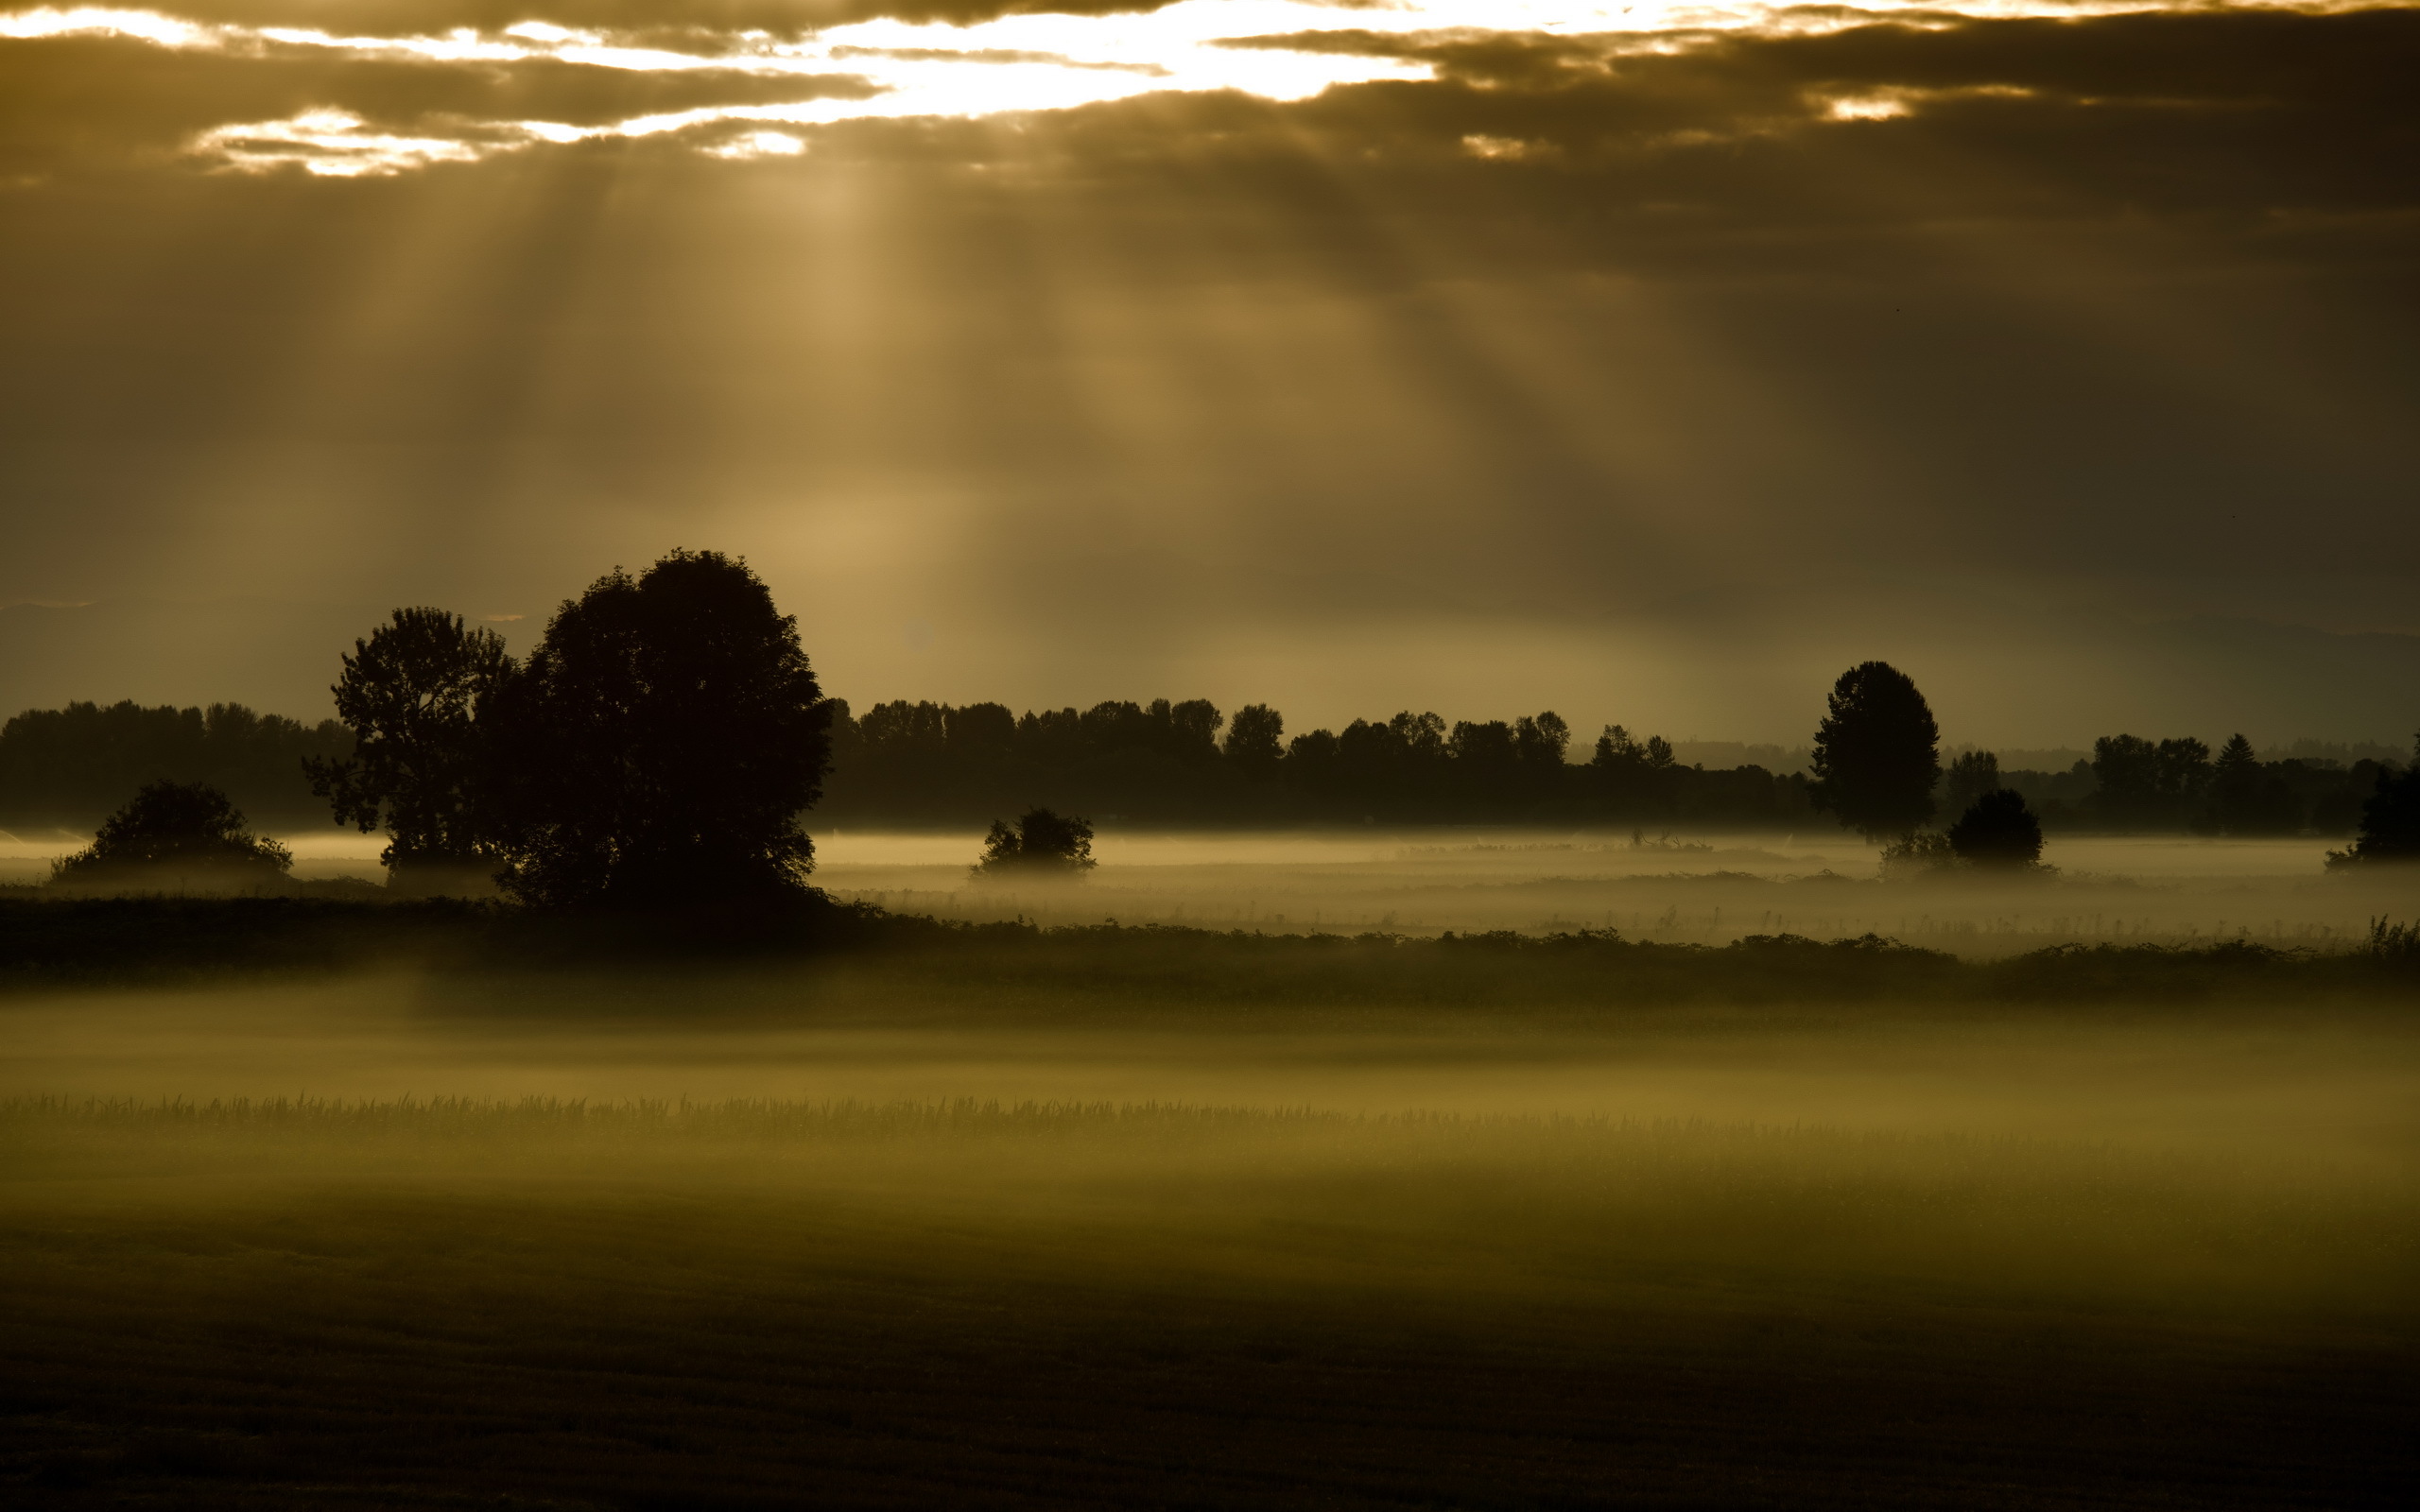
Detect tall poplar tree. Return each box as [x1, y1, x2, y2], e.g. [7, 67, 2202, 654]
[1810, 662, 1941, 840]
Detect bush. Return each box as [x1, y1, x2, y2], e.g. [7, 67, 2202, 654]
[49, 782, 292, 895]
[972, 808, 1097, 878]
[1948, 789, 2046, 867]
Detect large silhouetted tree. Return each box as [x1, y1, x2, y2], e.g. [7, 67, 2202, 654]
[1810, 662, 1940, 839]
[305, 608, 513, 888]
[486, 551, 832, 908]
[50, 780, 292, 892]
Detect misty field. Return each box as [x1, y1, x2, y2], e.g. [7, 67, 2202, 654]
[727, 829, 2402, 952]
[5, 965, 2417, 1507]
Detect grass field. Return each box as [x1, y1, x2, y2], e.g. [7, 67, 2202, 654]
[4, 960, 2417, 1508]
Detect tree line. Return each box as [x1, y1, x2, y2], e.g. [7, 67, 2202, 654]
[5, 550, 2417, 904]
[5, 692, 2395, 841]
[0, 700, 350, 831]
[821, 698, 1816, 828]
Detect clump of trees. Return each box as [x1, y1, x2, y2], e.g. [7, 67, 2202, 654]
[49, 780, 292, 894]
[302, 551, 832, 907]
[972, 807, 1097, 878]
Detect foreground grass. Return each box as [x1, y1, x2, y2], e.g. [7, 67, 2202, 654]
[3, 1096, 2414, 1508]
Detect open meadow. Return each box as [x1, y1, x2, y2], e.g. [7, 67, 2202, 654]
[4, 896, 2418, 1506]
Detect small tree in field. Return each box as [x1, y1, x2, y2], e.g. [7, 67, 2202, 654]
[1810, 662, 1941, 840]
[485, 550, 833, 909]
[305, 607, 513, 891]
[972, 808, 1096, 878]
[51, 781, 292, 892]
[1947, 789, 2045, 868]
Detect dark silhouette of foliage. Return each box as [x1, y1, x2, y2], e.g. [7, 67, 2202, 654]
[973, 807, 1096, 877]
[2089, 735, 2213, 828]
[485, 551, 831, 909]
[304, 608, 514, 884]
[2200, 733, 2303, 836]
[1223, 704, 1285, 782]
[50, 780, 292, 892]
[1947, 789, 2045, 867]
[814, 696, 1811, 829]
[1809, 662, 1940, 839]
[1943, 750, 2000, 820]
[1878, 831, 1958, 879]
[0, 700, 349, 831]
[2327, 737, 2420, 868]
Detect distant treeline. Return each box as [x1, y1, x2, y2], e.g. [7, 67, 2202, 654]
[1990, 736, 2399, 836]
[822, 699, 1818, 829]
[820, 699, 2402, 835]
[0, 701, 351, 832]
[0, 693, 2403, 837]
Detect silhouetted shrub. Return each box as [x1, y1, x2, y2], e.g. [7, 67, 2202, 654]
[973, 807, 1096, 877]
[1948, 790, 2045, 867]
[49, 781, 292, 894]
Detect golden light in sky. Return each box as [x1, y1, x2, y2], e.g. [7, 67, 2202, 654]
[0, 0, 2412, 738]
[2, 0, 2391, 173]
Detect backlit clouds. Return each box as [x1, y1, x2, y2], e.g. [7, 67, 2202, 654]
[4, 0, 2403, 173]
[0, 1, 2414, 739]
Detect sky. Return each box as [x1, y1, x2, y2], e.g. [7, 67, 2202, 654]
[1, 0, 2415, 747]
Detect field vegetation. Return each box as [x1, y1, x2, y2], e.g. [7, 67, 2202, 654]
[5, 991, 2417, 1507]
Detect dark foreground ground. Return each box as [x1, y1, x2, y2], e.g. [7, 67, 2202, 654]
[6, 1193, 2414, 1511]
[3, 1090, 2415, 1511]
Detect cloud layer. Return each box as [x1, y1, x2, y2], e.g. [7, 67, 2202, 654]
[1, 0, 2416, 741]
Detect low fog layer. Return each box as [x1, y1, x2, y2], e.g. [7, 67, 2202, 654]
[777, 830, 2401, 954]
[4, 827, 2406, 954]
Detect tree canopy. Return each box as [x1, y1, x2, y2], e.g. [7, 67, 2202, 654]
[1809, 662, 1941, 839]
[485, 550, 832, 909]
[305, 608, 513, 881]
